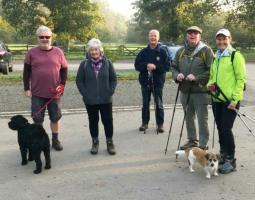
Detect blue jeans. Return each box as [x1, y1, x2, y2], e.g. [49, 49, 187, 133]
[141, 85, 164, 125]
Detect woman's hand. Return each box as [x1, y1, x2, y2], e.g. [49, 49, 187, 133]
[228, 101, 237, 110]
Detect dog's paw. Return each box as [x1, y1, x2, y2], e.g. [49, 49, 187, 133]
[206, 175, 211, 179]
[21, 160, 28, 165]
[214, 172, 219, 176]
[33, 169, 42, 174]
[45, 165, 51, 170]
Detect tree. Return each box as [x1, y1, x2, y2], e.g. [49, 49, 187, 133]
[133, 0, 220, 43]
[226, 0, 255, 31]
[2, 0, 102, 48]
[93, 0, 128, 43]
[0, 16, 15, 42]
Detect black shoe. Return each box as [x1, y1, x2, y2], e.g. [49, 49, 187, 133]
[90, 139, 99, 155]
[218, 158, 236, 174]
[139, 124, 148, 131]
[52, 139, 63, 151]
[106, 140, 116, 155]
[180, 140, 198, 150]
[157, 125, 164, 133]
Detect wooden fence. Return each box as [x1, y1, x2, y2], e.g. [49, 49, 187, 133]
[7, 44, 145, 57]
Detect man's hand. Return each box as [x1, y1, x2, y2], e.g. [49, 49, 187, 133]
[208, 83, 217, 92]
[186, 74, 196, 81]
[176, 73, 185, 82]
[147, 63, 156, 72]
[24, 90, 32, 97]
[228, 101, 237, 110]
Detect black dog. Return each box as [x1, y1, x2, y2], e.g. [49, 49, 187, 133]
[8, 115, 51, 174]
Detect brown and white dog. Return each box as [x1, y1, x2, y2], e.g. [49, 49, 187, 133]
[175, 147, 220, 179]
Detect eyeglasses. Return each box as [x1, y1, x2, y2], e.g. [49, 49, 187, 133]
[187, 31, 200, 35]
[38, 36, 51, 39]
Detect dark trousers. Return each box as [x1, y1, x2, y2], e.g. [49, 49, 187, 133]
[212, 102, 239, 158]
[141, 85, 164, 125]
[85, 103, 113, 139]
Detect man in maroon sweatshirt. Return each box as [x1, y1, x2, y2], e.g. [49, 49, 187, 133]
[23, 25, 68, 151]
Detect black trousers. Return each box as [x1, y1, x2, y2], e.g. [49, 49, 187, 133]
[85, 103, 113, 139]
[212, 102, 239, 158]
[141, 85, 164, 125]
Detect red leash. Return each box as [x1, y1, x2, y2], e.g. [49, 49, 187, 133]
[32, 85, 64, 118]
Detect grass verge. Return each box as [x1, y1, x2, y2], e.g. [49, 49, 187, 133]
[0, 72, 172, 84]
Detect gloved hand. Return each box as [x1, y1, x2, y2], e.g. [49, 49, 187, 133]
[56, 84, 65, 94]
[52, 84, 65, 98]
[208, 83, 217, 92]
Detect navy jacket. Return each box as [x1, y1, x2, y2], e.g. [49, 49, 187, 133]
[134, 43, 170, 88]
[76, 58, 117, 105]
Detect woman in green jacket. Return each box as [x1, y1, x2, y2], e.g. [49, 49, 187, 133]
[208, 28, 246, 174]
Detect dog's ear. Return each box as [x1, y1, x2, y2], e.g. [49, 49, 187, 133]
[216, 154, 221, 160]
[205, 153, 210, 160]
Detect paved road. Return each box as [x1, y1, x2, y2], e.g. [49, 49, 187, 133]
[12, 59, 135, 71]
[1, 108, 255, 200]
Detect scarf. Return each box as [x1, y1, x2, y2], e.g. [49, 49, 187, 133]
[91, 56, 103, 77]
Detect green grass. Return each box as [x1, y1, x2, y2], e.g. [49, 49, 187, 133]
[0, 71, 172, 84]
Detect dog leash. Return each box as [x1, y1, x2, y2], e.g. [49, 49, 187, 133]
[32, 85, 64, 118]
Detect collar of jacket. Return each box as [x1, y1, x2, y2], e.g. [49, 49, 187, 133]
[185, 41, 206, 57]
[146, 43, 161, 52]
[216, 45, 235, 59]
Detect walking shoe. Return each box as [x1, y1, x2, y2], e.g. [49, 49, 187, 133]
[198, 146, 208, 150]
[157, 125, 164, 133]
[139, 124, 148, 131]
[52, 139, 63, 151]
[218, 158, 236, 174]
[180, 140, 198, 150]
[218, 154, 225, 169]
[90, 139, 99, 155]
[106, 139, 116, 155]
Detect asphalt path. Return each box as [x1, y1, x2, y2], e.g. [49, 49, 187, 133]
[12, 59, 135, 72]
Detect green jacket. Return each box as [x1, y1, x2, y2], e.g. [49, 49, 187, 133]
[208, 46, 246, 104]
[172, 41, 214, 93]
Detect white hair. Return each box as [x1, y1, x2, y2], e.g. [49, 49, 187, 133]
[36, 25, 52, 35]
[149, 29, 160, 37]
[86, 38, 104, 54]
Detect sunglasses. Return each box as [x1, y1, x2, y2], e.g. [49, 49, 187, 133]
[38, 36, 51, 39]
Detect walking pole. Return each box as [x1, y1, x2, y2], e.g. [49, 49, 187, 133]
[211, 99, 216, 150]
[149, 71, 159, 134]
[176, 86, 192, 160]
[165, 84, 180, 155]
[209, 85, 255, 138]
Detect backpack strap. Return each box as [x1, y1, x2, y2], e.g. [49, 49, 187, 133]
[230, 50, 246, 91]
[231, 50, 236, 65]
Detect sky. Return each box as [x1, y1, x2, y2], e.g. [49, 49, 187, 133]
[107, 0, 136, 18]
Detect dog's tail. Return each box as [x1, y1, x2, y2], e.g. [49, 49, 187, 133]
[175, 150, 186, 157]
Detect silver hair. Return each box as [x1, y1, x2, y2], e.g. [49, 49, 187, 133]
[86, 38, 104, 54]
[36, 25, 52, 35]
[149, 29, 160, 37]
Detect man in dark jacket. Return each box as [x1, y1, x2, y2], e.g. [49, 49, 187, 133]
[135, 29, 170, 133]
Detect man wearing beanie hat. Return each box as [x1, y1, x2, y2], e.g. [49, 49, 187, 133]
[172, 26, 214, 150]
